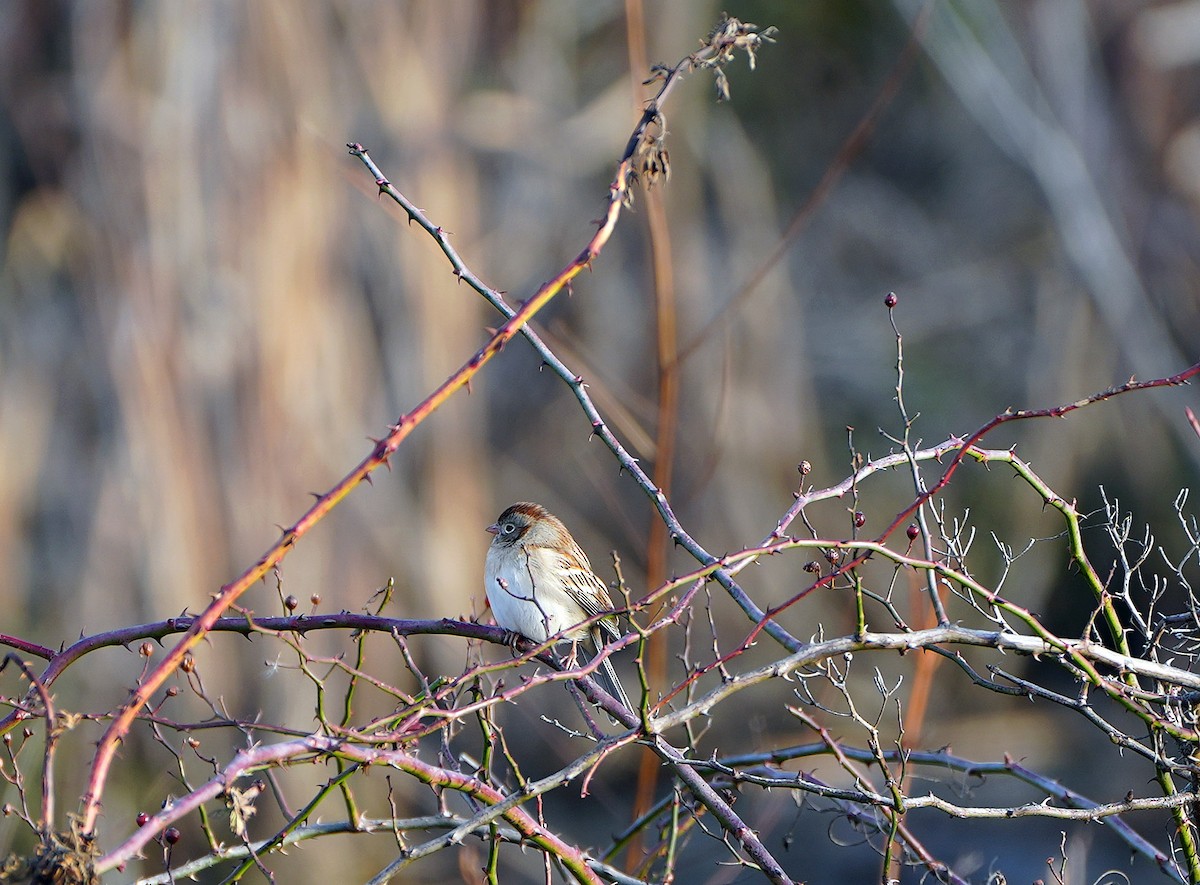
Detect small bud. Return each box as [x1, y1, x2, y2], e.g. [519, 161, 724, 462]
[164, 827, 181, 845]
[136, 812, 150, 827]
[853, 511, 865, 528]
[906, 524, 920, 540]
[884, 291, 898, 308]
[284, 595, 299, 612]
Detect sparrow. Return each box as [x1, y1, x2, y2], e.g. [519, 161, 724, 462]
[484, 502, 631, 710]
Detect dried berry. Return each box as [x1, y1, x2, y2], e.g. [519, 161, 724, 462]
[906, 524, 920, 540]
[853, 511, 865, 528]
[884, 291, 898, 308]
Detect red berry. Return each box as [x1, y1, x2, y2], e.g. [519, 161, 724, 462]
[906, 524, 920, 540]
[884, 291, 898, 308]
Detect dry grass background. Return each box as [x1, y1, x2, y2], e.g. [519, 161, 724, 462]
[1, 1, 1199, 882]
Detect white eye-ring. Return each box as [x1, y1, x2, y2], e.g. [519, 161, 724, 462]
[503, 522, 517, 534]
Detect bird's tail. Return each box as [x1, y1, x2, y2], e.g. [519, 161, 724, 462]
[588, 626, 632, 712]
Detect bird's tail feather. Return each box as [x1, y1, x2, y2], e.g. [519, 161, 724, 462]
[588, 627, 632, 712]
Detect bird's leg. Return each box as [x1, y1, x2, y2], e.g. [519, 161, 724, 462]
[563, 639, 581, 670]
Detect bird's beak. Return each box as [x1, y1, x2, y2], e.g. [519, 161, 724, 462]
[486, 523, 499, 535]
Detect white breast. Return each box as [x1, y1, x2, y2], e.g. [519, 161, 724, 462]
[484, 543, 577, 642]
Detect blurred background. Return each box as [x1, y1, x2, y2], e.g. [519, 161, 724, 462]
[1, 0, 1199, 882]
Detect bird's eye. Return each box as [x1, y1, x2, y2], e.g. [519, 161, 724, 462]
[502, 522, 516, 535]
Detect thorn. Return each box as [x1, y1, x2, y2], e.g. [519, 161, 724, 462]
[361, 473, 374, 486]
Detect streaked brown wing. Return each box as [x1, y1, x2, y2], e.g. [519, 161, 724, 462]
[550, 554, 619, 636]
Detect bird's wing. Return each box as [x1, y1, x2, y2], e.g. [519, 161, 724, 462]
[547, 552, 620, 639]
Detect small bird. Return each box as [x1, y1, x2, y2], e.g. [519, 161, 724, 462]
[484, 502, 631, 710]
